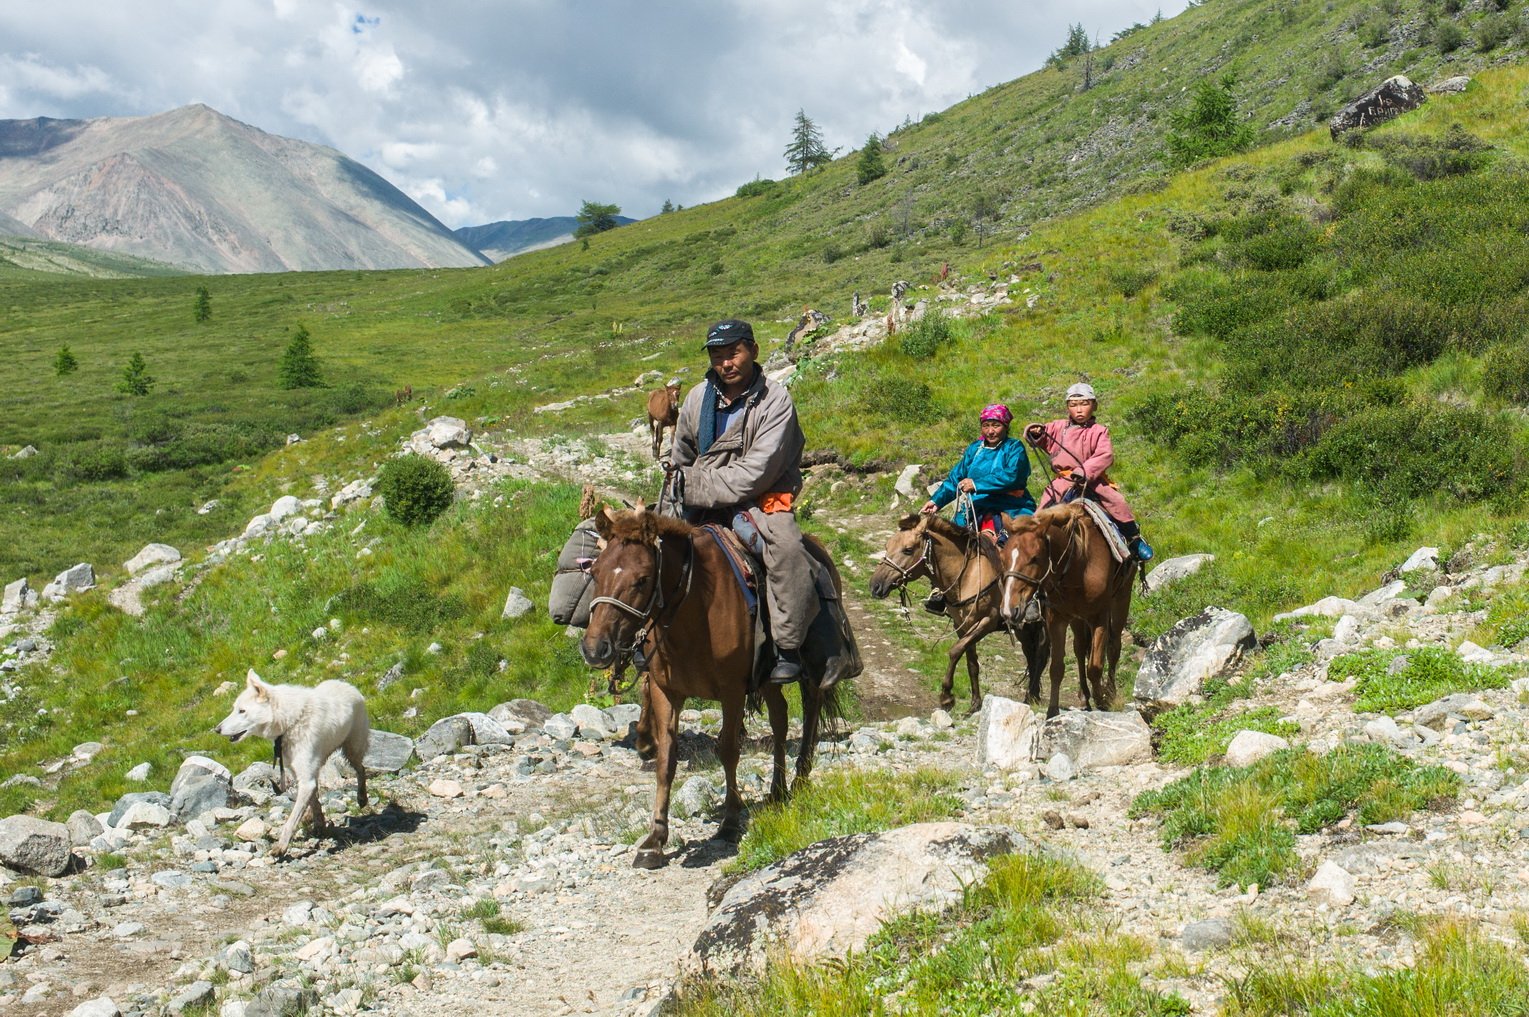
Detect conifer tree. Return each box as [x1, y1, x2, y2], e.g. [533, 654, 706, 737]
[194, 285, 211, 323]
[1165, 73, 1254, 168]
[574, 201, 622, 238]
[783, 109, 832, 175]
[119, 352, 154, 396]
[856, 133, 888, 185]
[278, 325, 324, 389]
[55, 345, 78, 377]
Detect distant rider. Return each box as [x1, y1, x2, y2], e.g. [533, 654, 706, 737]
[918, 402, 1034, 612]
[1025, 382, 1153, 562]
[666, 319, 819, 684]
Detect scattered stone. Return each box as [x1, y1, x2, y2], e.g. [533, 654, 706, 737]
[1224, 730, 1290, 767]
[1143, 554, 1215, 594]
[571, 703, 613, 739]
[116, 801, 173, 830]
[492, 699, 553, 729]
[123, 543, 181, 576]
[235, 818, 268, 842]
[423, 416, 473, 449]
[1307, 861, 1356, 906]
[68, 998, 120, 1017]
[429, 778, 465, 798]
[269, 496, 302, 522]
[1044, 754, 1075, 782]
[977, 695, 1038, 770]
[1273, 596, 1360, 622]
[415, 716, 474, 761]
[1399, 547, 1440, 574]
[1038, 710, 1151, 770]
[363, 730, 415, 773]
[1181, 917, 1235, 952]
[0, 815, 72, 876]
[2, 577, 38, 614]
[893, 464, 924, 499]
[674, 776, 717, 819]
[501, 586, 535, 619]
[543, 713, 578, 740]
[1427, 75, 1471, 94]
[42, 562, 96, 602]
[66, 809, 104, 846]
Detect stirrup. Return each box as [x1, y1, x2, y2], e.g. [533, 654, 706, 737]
[768, 649, 803, 685]
[923, 593, 946, 615]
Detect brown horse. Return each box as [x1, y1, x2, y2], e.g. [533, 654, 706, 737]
[581, 507, 840, 869]
[868, 513, 1048, 715]
[394, 384, 412, 406]
[646, 383, 680, 459]
[998, 504, 1136, 718]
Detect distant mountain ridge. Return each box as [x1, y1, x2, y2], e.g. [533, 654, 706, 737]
[454, 215, 637, 261]
[0, 105, 489, 274]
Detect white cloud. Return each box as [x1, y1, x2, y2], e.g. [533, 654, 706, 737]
[0, 0, 1190, 226]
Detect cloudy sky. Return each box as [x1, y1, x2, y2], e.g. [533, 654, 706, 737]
[0, 1, 1187, 229]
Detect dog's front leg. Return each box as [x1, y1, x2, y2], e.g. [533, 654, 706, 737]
[273, 778, 318, 856]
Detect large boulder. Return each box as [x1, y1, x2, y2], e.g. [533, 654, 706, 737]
[107, 791, 172, 828]
[977, 695, 1038, 770]
[1133, 607, 1255, 715]
[363, 730, 415, 773]
[1329, 75, 1426, 139]
[1038, 710, 1152, 769]
[690, 823, 1035, 976]
[0, 815, 72, 876]
[171, 756, 232, 799]
[423, 417, 472, 450]
[414, 716, 474, 761]
[1143, 554, 1214, 594]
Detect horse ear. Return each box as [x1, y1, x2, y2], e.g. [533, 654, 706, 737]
[897, 513, 923, 531]
[639, 509, 658, 542]
[595, 507, 616, 540]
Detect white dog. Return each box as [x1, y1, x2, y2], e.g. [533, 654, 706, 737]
[215, 669, 370, 856]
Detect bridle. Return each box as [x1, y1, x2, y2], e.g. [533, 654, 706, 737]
[587, 533, 696, 662]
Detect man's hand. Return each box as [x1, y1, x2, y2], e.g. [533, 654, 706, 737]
[957, 478, 976, 493]
[920, 499, 938, 514]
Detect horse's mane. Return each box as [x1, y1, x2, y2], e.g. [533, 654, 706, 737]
[896, 512, 975, 546]
[602, 508, 693, 542]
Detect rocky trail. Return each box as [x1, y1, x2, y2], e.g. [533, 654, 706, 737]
[6, 361, 1529, 1016]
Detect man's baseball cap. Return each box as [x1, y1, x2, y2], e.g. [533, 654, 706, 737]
[704, 319, 755, 348]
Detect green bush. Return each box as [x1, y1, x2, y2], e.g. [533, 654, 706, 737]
[859, 376, 944, 425]
[1476, 12, 1514, 50]
[376, 454, 456, 527]
[1434, 19, 1465, 53]
[329, 574, 467, 632]
[734, 178, 777, 198]
[898, 309, 954, 359]
[1484, 341, 1529, 403]
[55, 441, 131, 483]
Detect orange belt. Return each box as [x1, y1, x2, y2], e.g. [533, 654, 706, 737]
[1055, 467, 1113, 487]
[759, 491, 794, 513]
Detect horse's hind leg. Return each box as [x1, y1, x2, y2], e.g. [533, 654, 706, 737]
[1023, 621, 1048, 708]
[939, 641, 962, 712]
[1088, 622, 1114, 710]
[1046, 617, 1069, 719]
[793, 679, 822, 795]
[764, 685, 789, 802]
[634, 688, 681, 869]
[1071, 619, 1092, 710]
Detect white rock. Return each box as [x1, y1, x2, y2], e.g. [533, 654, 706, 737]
[1358, 580, 1406, 607]
[1134, 607, 1255, 712]
[428, 779, 464, 798]
[1363, 716, 1411, 748]
[1038, 710, 1152, 769]
[1307, 861, 1356, 906]
[244, 514, 277, 538]
[1143, 554, 1215, 594]
[330, 478, 374, 509]
[69, 998, 121, 1017]
[501, 586, 534, 619]
[977, 696, 1038, 770]
[1332, 615, 1361, 645]
[42, 562, 96, 602]
[115, 802, 172, 829]
[424, 416, 473, 449]
[269, 496, 302, 522]
[3, 577, 38, 614]
[125, 763, 152, 782]
[1224, 730, 1289, 767]
[893, 464, 924, 499]
[1044, 753, 1075, 782]
[1456, 640, 1499, 666]
[123, 543, 181, 576]
[446, 937, 478, 963]
[1273, 596, 1360, 622]
[1399, 547, 1440, 573]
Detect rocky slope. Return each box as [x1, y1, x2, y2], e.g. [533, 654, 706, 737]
[0, 106, 489, 274]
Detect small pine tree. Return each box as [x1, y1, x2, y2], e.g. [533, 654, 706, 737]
[1165, 73, 1255, 168]
[194, 285, 211, 324]
[118, 352, 154, 396]
[377, 454, 455, 527]
[55, 345, 78, 377]
[278, 325, 324, 389]
[856, 133, 888, 185]
[574, 200, 622, 239]
[660, 199, 675, 214]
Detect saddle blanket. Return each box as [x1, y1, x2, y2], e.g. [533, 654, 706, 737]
[1082, 499, 1132, 564]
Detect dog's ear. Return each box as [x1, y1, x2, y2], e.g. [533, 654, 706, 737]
[245, 668, 270, 701]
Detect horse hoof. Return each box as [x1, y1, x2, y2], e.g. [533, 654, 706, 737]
[714, 826, 742, 844]
[631, 849, 667, 870]
[938, 695, 955, 712]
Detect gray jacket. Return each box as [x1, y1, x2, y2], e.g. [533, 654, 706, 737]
[670, 366, 804, 510]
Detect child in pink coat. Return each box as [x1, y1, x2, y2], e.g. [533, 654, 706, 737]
[1024, 382, 1153, 561]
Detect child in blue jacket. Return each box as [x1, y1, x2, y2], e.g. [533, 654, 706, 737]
[919, 404, 1035, 611]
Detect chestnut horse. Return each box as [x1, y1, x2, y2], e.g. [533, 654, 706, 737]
[581, 507, 841, 869]
[869, 513, 1048, 714]
[646, 383, 680, 459]
[998, 504, 1136, 718]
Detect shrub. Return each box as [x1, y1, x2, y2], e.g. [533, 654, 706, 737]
[1476, 12, 1514, 51]
[1106, 264, 1157, 297]
[859, 376, 944, 425]
[1484, 341, 1529, 403]
[118, 352, 154, 397]
[55, 441, 130, 483]
[278, 324, 324, 390]
[54, 345, 78, 377]
[1434, 19, 1465, 53]
[376, 454, 455, 527]
[1328, 645, 1513, 712]
[734, 178, 777, 198]
[329, 575, 466, 631]
[898, 309, 954, 359]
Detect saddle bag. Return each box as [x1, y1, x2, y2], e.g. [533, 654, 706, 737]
[548, 518, 600, 627]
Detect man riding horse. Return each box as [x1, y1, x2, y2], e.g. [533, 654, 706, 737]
[664, 319, 819, 684]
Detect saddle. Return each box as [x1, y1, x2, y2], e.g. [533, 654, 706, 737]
[1080, 499, 1133, 564]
